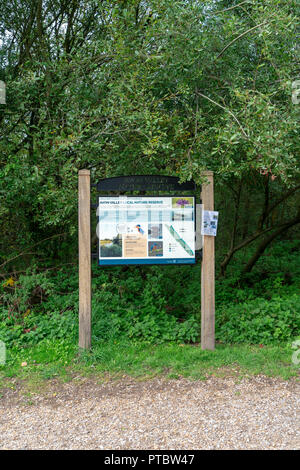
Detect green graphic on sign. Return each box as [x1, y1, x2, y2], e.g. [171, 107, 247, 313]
[164, 224, 194, 256]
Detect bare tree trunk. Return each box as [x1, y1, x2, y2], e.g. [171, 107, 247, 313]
[220, 180, 242, 276]
[242, 192, 250, 239]
[220, 183, 300, 275]
[258, 174, 269, 230]
[243, 215, 300, 273]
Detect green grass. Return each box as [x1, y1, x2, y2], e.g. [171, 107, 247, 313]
[0, 338, 298, 394]
[0, 239, 299, 393]
[73, 341, 300, 380]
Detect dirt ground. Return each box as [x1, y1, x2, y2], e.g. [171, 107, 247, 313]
[0, 374, 299, 450]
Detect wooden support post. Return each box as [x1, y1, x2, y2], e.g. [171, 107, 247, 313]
[201, 171, 215, 350]
[78, 169, 91, 349]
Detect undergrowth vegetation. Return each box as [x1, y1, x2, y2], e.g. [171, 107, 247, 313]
[0, 240, 299, 352]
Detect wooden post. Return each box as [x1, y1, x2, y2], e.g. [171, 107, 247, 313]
[78, 169, 91, 349]
[201, 171, 215, 350]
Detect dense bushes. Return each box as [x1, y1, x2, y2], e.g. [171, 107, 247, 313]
[216, 294, 300, 344]
[0, 241, 299, 348]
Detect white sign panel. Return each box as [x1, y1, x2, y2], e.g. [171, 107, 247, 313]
[195, 204, 203, 250]
[98, 196, 196, 265]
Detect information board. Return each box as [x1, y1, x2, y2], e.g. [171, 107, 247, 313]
[98, 196, 196, 265]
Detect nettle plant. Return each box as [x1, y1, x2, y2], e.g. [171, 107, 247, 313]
[1, 271, 55, 322]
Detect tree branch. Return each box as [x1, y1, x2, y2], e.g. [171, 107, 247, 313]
[0, 233, 67, 270]
[197, 91, 249, 138]
[264, 184, 300, 222]
[220, 216, 299, 276]
[243, 215, 300, 273]
[215, 20, 275, 61]
[214, 1, 252, 14]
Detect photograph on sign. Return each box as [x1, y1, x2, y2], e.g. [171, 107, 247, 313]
[98, 196, 196, 265]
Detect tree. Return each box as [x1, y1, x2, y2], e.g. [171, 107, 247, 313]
[0, 0, 299, 272]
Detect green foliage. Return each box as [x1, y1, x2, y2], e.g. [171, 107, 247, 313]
[0, 310, 77, 347]
[0, 268, 77, 347]
[0, 241, 299, 349]
[91, 267, 199, 344]
[1, 270, 55, 319]
[0, 0, 299, 273]
[216, 294, 300, 344]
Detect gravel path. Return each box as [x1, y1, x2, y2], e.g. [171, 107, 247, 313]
[0, 375, 299, 450]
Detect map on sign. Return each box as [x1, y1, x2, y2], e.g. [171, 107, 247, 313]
[98, 196, 196, 265]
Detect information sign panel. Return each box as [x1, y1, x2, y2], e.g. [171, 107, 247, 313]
[98, 196, 196, 265]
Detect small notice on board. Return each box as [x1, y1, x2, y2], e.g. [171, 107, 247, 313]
[201, 210, 219, 236]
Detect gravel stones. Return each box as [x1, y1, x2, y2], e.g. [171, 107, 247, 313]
[0, 375, 299, 450]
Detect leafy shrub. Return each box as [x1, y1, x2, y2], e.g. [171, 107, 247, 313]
[0, 269, 77, 347]
[216, 294, 300, 344]
[91, 268, 199, 344]
[0, 270, 55, 321]
[0, 240, 299, 349]
[0, 310, 77, 347]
